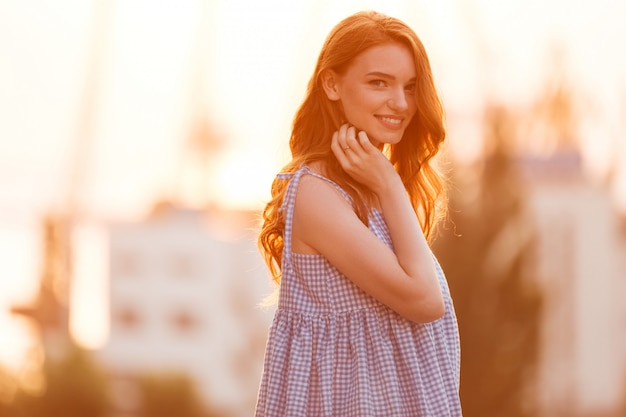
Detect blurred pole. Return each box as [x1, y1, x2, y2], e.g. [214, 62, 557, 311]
[174, 0, 223, 209]
[66, 0, 114, 220]
[10, 0, 116, 361]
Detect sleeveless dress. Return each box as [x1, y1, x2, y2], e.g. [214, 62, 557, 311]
[255, 166, 462, 417]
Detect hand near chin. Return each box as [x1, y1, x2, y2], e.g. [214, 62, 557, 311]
[331, 124, 398, 194]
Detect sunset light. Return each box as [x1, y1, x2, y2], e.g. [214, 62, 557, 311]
[1, 0, 626, 416]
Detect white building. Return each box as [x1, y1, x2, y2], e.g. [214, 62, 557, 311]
[520, 151, 626, 416]
[98, 203, 274, 416]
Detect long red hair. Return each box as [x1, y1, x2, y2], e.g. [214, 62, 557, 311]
[259, 11, 447, 284]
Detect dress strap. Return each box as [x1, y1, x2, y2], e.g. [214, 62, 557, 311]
[278, 166, 352, 266]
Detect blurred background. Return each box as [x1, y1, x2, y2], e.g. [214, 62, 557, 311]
[0, 0, 625, 416]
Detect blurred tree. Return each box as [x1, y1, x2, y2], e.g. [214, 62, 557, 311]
[434, 105, 543, 417]
[12, 345, 110, 417]
[0, 365, 18, 417]
[528, 46, 580, 153]
[137, 372, 217, 417]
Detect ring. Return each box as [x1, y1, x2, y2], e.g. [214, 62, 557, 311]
[345, 146, 350, 150]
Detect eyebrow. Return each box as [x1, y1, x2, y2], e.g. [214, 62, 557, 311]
[365, 71, 416, 82]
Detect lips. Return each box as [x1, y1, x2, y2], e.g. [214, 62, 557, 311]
[376, 115, 404, 129]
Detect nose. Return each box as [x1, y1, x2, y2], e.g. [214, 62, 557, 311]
[388, 87, 409, 112]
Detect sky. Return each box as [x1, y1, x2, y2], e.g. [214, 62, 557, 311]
[0, 0, 625, 370]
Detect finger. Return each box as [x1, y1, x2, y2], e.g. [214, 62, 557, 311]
[345, 126, 360, 152]
[357, 131, 376, 153]
[331, 131, 349, 164]
[338, 124, 350, 151]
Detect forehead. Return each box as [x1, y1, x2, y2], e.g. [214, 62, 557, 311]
[347, 42, 416, 79]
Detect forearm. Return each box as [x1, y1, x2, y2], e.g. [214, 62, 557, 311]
[375, 176, 442, 300]
[329, 125, 445, 320]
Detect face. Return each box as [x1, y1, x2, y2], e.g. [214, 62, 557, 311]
[324, 42, 418, 146]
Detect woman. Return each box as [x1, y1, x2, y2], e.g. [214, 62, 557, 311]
[256, 10, 462, 416]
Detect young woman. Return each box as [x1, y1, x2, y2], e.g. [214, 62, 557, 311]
[255, 11, 462, 416]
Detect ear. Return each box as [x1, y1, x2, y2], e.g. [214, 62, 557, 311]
[320, 69, 341, 101]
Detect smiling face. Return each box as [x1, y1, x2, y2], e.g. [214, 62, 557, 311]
[322, 42, 418, 146]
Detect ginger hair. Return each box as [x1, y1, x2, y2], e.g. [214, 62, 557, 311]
[259, 11, 447, 284]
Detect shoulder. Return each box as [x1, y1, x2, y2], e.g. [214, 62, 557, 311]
[295, 173, 353, 217]
[294, 168, 353, 209]
[291, 168, 360, 230]
[291, 172, 367, 255]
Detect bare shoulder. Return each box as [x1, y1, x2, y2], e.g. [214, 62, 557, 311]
[291, 172, 360, 253]
[294, 173, 355, 222]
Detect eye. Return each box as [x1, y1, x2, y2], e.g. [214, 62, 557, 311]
[369, 79, 387, 87]
[405, 83, 416, 93]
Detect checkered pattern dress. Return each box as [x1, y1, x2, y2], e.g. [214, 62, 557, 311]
[255, 166, 462, 417]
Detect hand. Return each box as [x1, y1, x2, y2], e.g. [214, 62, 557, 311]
[330, 124, 398, 194]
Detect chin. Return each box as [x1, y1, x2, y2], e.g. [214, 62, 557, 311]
[375, 133, 403, 145]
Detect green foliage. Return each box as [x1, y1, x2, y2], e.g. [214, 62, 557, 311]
[3, 347, 221, 417]
[433, 106, 543, 417]
[137, 372, 213, 417]
[0, 365, 19, 417]
[11, 345, 110, 417]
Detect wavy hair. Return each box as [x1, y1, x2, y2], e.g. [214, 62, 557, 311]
[259, 11, 447, 284]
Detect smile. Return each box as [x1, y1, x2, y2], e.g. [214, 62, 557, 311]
[376, 115, 403, 128]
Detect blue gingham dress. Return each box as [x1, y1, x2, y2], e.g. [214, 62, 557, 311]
[255, 166, 462, 417]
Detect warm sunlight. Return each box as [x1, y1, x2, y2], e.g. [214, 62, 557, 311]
[70, 224, 109, 349]
[211, 148, 281, 210]
[0, 227, 39, 371]
[1, 2, 626, 415]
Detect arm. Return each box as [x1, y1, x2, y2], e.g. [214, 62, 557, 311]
[292, 126, 445, 323]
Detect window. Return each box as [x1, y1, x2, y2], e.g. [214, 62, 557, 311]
[115, 306, 141, 330]
[170, 309, 198, 333]
[112, 250, 141, 278]
[169, 253, 196, 279]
